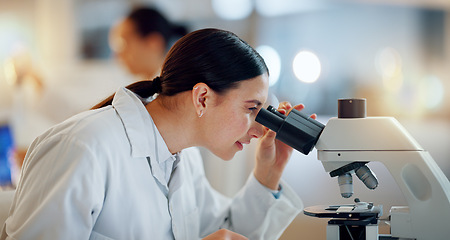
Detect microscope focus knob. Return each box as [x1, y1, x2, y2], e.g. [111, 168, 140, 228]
[338, 98, 366, 118]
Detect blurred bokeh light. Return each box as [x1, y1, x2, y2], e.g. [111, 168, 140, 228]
[292, 50, 321, 83]
[375, 47, 404, 92]
[420, 75, 444, 110]
[256, 45, 281, 87]
[212, 0, 253, 20]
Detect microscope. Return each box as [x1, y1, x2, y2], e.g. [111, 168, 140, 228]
[256, 98, 450, 240]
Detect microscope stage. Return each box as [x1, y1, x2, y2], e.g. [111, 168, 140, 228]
[304, 204, 380, 219]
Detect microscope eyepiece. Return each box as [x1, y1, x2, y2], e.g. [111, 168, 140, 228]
[255, 106, 286, 133]
[255, 105, 325, 155]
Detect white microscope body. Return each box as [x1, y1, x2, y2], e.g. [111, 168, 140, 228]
[315, 115, 450, 239]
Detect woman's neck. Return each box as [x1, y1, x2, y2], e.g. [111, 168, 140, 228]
[145, 93, 198, 154]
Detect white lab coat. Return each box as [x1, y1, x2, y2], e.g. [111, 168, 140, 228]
[1, 88, 303, 240]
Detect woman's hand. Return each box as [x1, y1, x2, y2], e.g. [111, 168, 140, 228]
[254, 102, 317, 190]
[202, 229, 248, 240]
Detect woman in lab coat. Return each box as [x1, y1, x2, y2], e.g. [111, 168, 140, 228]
[1, 28, 309, 240]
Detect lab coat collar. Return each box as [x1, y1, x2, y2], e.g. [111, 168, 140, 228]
[111, 87, 174, 163]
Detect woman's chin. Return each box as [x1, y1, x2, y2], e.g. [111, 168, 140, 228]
[213, 150, 236, 161]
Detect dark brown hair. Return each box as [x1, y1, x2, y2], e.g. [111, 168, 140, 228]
[92, 28, 268, 109]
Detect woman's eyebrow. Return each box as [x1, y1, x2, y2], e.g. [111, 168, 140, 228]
[245, 100, 262, 106]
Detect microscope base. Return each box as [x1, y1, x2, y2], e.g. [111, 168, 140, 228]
[304, 204, 384, 240]
[326, 218, 378, 240]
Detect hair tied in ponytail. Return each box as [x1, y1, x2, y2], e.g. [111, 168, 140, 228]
[152, 76, 163, 93]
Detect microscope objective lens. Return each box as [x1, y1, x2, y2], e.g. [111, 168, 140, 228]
[355, 166, 378, 190]
[338, 173, 353, 198]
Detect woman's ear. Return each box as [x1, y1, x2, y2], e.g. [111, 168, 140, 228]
[192, 83, 210, 117]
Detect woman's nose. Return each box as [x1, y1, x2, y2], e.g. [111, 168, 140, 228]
[248, 121, 265, 139]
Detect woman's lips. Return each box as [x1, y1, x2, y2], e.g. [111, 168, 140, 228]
[235, 141, 250, 151]
[235, 141, 244, 151]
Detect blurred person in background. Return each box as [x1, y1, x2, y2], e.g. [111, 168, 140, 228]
[109, 6, 188, 80]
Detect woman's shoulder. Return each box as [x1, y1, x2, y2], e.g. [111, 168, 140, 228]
[24, 107, 130, 174]
[34, 107, 126, 149]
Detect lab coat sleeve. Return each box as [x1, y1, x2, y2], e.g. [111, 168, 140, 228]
[229, 174, 303, 240]
[1, 134, 105, 240]
[185, 148, 303, 239]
